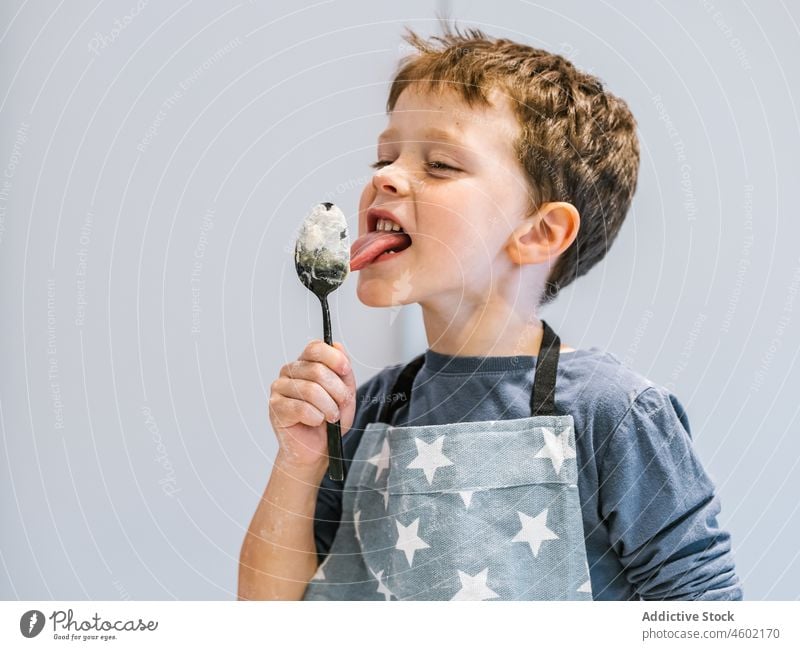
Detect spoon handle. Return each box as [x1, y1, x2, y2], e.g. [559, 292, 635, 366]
[320, 296, 346, 482]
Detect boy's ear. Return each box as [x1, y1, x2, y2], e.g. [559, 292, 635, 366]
[505, 201, 580, 266]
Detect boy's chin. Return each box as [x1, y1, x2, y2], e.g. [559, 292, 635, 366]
[356, 281, 412, 308]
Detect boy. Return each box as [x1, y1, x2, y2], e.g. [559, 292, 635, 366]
[239, 25, 742, 601]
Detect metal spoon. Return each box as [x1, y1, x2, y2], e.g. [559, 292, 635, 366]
[294, 202, 350, 481]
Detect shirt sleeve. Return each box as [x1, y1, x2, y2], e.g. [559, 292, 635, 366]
[598, 385, 743, 600]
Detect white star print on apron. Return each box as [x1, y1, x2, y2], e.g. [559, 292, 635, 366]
[303, 320, 593, 600]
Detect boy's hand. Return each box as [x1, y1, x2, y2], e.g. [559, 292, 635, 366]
[269, 340, 356, 470]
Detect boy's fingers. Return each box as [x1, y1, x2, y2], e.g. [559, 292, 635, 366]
[331, 341, 352, 375]
[332, 342, 356, 395]
[332, 341, 347, 357]
[300, 339, 350, 375]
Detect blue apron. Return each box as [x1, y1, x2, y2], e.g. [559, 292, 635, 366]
[303, 320, 592, 600]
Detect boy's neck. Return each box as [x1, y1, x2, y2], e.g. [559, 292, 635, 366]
[421, 300, 574, 357]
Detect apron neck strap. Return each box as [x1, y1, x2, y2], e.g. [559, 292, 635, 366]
[377, 353, 426, 423]
[530, 319, 561, 416]
[377, 319, 562, 423]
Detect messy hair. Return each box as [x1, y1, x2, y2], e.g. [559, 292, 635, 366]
[386, 24, 640, 306]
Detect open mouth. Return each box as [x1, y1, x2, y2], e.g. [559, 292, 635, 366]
[350, 217, 413, 271]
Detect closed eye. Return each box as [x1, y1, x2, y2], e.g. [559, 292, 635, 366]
[427, 161, 459, 172]
[369, 160, 461, 173]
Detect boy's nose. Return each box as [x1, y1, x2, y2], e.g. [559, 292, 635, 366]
[373, 166, 411, 196]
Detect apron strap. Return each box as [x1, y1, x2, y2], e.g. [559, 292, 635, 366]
[530, 319, 561, 417]
[377, 353, 426, 423]
[377, 319, 561, 424]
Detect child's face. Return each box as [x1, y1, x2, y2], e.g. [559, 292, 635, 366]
[356, 83, 535, 311]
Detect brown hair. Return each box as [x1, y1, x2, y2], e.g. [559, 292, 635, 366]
[386, 23, 640, 306]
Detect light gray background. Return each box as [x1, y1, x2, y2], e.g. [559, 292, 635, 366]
[1, 0, 798, 600]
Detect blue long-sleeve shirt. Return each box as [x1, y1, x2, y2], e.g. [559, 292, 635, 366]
[312, 346, 743, 600]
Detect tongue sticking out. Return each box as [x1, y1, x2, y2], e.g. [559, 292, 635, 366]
[350, 231, 412, 271]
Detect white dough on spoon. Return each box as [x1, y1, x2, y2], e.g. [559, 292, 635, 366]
[294, 203, 349, 286]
